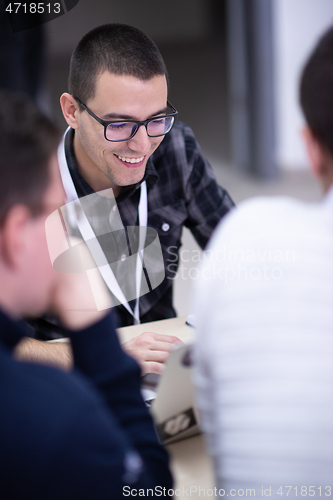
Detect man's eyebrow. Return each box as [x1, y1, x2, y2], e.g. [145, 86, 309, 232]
[102, 107, 168, 121]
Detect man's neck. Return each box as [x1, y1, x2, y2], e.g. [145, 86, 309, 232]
[322, 170, 333, 195]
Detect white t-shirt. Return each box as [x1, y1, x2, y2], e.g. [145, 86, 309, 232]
[193, 188, 333, 498]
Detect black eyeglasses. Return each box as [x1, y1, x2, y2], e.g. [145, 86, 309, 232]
[73, 96, 178, 142]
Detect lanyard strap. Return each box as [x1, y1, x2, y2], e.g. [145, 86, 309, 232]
[57, 128, 147, 324]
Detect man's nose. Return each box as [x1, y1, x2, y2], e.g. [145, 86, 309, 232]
[127, 124, 152, 153]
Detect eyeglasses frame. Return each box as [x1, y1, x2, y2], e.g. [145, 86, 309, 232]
[73, 96, 178, 142]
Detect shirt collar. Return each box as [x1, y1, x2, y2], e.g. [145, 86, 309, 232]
[0, 308, 32, 350]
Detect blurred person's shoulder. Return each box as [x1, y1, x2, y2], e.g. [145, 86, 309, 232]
[208, 194, 328, 251]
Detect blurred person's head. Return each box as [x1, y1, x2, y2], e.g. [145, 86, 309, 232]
[60, 24, 173, 195]
[0, 91, 64, 317]
[300, 25, 333, 193]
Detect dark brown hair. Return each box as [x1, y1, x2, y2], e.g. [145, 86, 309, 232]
[0, 91, 60, 224]
[300, 26, 333, 157]
[68, 23, 168, 104]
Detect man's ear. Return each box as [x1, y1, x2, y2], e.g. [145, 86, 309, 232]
[302, 126, 327, 179]
[0, 205, 31, 269]
[60, 93, 80, 129]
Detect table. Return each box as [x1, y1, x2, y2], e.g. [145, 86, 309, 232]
[117, 316, 215, 498]
[50, 316, 216, 496]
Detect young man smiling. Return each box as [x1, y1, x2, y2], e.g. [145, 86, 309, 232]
[64, 72, 169, 196]
[28, 24, 234, 375]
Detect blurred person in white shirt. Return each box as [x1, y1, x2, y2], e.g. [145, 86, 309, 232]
[193, 25, 333, 499]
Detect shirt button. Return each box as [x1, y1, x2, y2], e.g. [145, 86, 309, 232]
[162, 222, 170, 232]
[121, 254, 127, 262]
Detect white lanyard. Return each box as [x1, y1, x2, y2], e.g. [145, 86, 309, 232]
[57, 128, 147, 324]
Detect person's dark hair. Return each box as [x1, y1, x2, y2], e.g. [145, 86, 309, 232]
[0, 91, 60, 225]
[68, 23, 168, 104]
[300, 26, 333, 158]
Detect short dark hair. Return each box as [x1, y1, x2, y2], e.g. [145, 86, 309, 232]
[300, 26, 333, 158]
[0, 91, 60, 225]
[68, 23, 168, 104]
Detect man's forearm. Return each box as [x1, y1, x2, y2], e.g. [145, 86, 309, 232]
[68, 312, 173, 493]
[14, 337, 73, 370]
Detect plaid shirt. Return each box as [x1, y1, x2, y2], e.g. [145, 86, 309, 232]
[65, 122, 234, 327]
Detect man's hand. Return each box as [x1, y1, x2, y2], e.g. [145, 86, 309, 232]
[122, 332, 183, 375]
[15, 239, 110, 369]
[49, 269, 108, 331]
[49, 238, 112, 331]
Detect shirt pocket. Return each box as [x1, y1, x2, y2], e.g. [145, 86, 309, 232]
[148, 200, 187, 240]
[148, 201, 188, 279]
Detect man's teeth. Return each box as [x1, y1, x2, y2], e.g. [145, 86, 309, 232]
[116, 155, 144, 164]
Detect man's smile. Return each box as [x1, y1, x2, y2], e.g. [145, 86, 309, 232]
[114, 153, 146, 167]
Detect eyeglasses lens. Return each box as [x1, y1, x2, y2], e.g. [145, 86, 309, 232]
[147, 116, 174, 137]
[105, 116, 174, 141]
[105, 122, 136, 141]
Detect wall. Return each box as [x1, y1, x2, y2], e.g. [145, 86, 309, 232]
[47, 0, 211, 58]
[274, 0, 333, 170]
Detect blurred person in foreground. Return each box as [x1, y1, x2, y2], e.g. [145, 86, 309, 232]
[0, 90, 172, 499]
[193, 26, 333, 498]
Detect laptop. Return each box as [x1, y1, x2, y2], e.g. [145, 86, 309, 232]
[141, 344, 201, 444]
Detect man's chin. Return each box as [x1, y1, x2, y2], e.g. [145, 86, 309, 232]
[110, 164, 147, 188]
